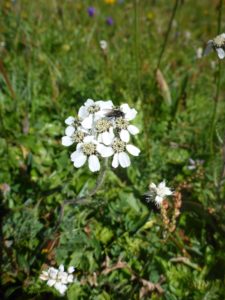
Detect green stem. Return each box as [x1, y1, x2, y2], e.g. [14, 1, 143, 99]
[210, 0, 223, 155]
[134, 0, 141, 98]
[35, 162, 108, 261]
[60, 159, 108, 218]
[210, 61, 221, 154]
[156, 0, 179, 70]
[217, 0, 223, 34]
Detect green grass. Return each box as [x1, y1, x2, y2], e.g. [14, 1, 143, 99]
[1, 0, 225, 299]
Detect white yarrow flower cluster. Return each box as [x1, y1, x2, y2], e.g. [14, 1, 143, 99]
[40, 265, 75, 295]
[62, 99, 140, 172]
[148, 181, 173, 207]
[204, 33, 225, 59]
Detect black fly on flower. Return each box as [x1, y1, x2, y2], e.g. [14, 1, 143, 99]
[104, 107, 125, 119]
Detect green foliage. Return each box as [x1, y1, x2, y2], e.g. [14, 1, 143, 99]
[1, 0, 225, 299]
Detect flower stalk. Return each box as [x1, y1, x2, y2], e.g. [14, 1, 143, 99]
[210, 0, 223, 155]
[156, 0, 179, 70]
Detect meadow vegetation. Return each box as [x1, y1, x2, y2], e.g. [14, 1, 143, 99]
[1, 0, 225, 299]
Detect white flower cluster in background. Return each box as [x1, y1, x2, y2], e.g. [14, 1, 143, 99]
[40, 265, 75, 295]
[204, 33, 225, 59]
[147, 181, 173, 207]
[62, 99, 140, 172]
[100, 40, 108, 51]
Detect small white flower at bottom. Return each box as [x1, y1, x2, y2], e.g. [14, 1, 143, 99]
[149, 181, 173, 206]
[204, 33, 225, 59]
[40, 265, 75, 296]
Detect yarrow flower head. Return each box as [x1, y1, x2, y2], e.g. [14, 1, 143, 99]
[147, 181, 173, 207]
[204, 33, 225, 59]
[62, 99, 140, 172]
[40, 265, 75, 295]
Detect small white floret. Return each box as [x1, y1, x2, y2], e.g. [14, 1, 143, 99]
[149, 181, 173, 206]
[40, 265, 75, 296]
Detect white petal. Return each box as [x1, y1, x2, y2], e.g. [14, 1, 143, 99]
[54, 282, 67, 295]
[150, 183, 156, 189]
[164, 187, 173, 195]
[59, 265, 64, 272]
[62, 136, 73, 146]
[85, 98, 94, 107]
[88, 155, 100, 172]
[47, 279, 56, 287]
[40, 271, 48, 281]
[65, 126, 75, 136]
[78, 106, 88, 119]
[126, 108, 137, 121]
[83, 135, 95, 143]
[216, 47, 225, 59]
[120, 129, 130, 142]
[68, 266, 75, 274]
[97, 133, 104, 144]
[155, 195, 163, 206]
[59, 272, 68, 284]
[187, 165, 196, 170]
[159, 181, 166, 188]
[71, 151, 87, 168]
[96, 100, 113, 109]
[203, 41, 213, 56]
[112, 153, 119, 168]
[48, 267, 58, 279]
[65, 116, 75, 125]
[118, 152, 131, 168]
[120, 104, 137, 121]
[189, 158, 195, 165]
[67, 275, 74, 283]
[128, 125, 139, 135]
[81, 115, 93, 129]
[76, 143, 82, 150]
[102, 131, 114, 145]
[126, 144, 140, 156]
[120, 103, 130, 113]
[96, 144, 114, 157]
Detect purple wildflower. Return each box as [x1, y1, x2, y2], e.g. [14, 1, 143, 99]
[88, 7, 95, 17]
[106, 17, 114, 26]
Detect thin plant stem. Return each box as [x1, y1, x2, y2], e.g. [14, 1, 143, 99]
[56, 161, 108, 229]
[216, 132, 225, 200]
[34, 161, 108, 261]
[217, 0, 223, 34]
[156, 0, 179, 70]
[134, 0, 141, 98]
[210, 60, 221, 154]
[210, 0, 223, 155]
